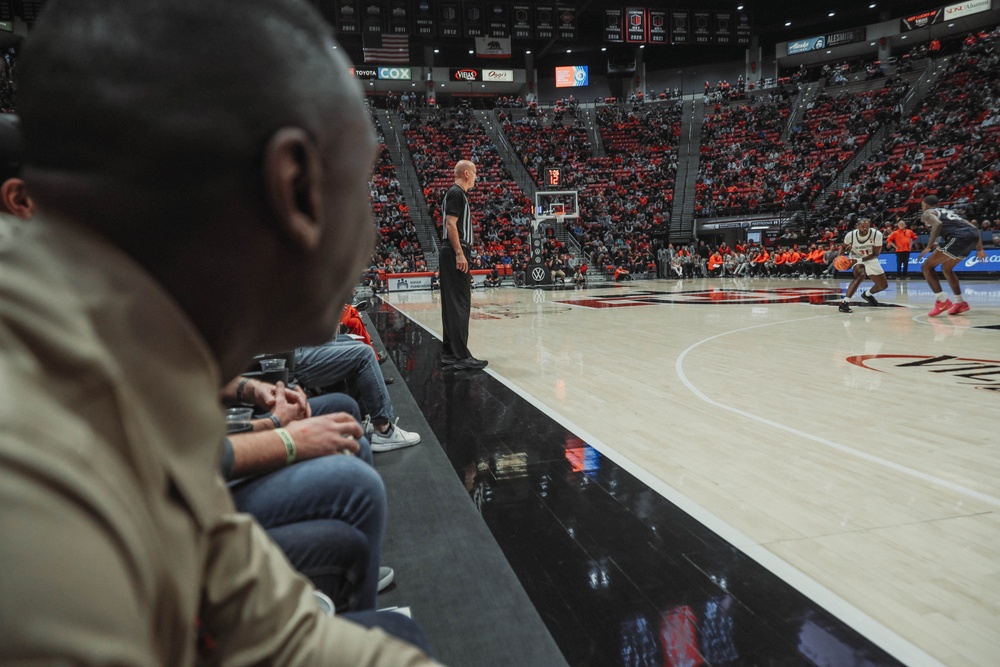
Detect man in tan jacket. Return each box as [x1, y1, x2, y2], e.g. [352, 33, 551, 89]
[0, 0, 439, 665]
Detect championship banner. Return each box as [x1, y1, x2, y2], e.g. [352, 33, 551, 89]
[439, 1, 461, 37]
[692, 11, 711, 45]
[827, 27, 866, 48]
[463, 1, 486, 37]
[944, 0, 992, 20]
[714, 11, 732, 45]
[671, 10, 689, 45]
[488, 2, 510, 37]
[388, 0, 409, 34]
[901, 8, 943, 30]
[625, 7, 646, 43]
[512, 3, 532, 38]
[605, 8, 623, 42]
[414, 0, 435, 36]
[335, 0, 360, 34]
[557, 5, 577, 40]
[535, 5, 556, 39]
[649, 9, 667, 44]
[362, 0, 385, 34]
[735, 11, 752, 46]
[475, 36, 512, 58]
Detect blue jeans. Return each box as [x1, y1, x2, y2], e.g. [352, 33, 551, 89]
[294, 337, 393, 424]
[232, 394, 382, 610]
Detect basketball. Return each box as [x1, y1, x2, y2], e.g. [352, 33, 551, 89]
[833, 255, 853, 271]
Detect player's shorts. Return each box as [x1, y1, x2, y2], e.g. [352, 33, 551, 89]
[858, 258, 885, 276]
[938, 234, 978, 260]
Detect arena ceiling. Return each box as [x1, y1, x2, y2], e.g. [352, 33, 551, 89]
[331, 0, 941, 69]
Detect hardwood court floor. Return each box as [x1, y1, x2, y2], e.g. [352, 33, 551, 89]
[383, 276, 1000, 667]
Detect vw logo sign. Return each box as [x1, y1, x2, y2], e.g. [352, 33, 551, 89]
[531, 267, 546, 282]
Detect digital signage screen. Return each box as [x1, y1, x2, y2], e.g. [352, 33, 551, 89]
[555, 65, 589, 88]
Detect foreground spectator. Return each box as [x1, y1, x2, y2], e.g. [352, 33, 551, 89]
[0, 0, 437, 664]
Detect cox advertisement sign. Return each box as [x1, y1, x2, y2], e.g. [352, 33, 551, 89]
[786, 36, 825, 55]
[835, 248, 1000, 274]
[378, 67, 411, 80]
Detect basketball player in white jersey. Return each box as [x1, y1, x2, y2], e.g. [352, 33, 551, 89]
[837, 218, 888, 313]
[918, 195, 986, 316]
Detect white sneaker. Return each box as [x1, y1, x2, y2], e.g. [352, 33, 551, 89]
[370, 419, 421, 452]
[378, 566, 395, 593]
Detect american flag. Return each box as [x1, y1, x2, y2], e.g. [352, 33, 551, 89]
[362, 33, 410, 64]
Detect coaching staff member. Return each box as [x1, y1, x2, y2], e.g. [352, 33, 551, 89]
[440, 159, 488, 370]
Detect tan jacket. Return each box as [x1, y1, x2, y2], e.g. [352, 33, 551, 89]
[0, 217, 437, 666]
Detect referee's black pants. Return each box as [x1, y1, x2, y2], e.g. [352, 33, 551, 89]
[440, 245, 472, 359]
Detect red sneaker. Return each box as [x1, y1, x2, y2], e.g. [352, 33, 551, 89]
[928, 299, 953, 317]
[947, 301, 970, 315]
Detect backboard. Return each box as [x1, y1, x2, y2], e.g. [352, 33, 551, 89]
[534, 190, 579, 221]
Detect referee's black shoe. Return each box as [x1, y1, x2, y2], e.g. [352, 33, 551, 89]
[452, 357, 488, 370]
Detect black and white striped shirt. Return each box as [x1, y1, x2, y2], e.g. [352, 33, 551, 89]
[442, 184, 472, 247]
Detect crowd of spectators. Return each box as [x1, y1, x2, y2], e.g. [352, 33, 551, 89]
[811, 26, 1000, 237]
[697, 74, 909, 218]
[358, 27, 998, 279]
[696, 90, 794, 217]
[362, 107, 425, 289]
[401, 106, 537, 273]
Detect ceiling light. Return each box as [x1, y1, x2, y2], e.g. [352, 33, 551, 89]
[737, 4, 744, 9]
[826, 50, 832, 54]
[785, 21, 792, 27]
[526, 50, 531, 54]
[869, 2, 877, 8]
[901, 35, 907, 39]
[948, 23, 955, 27]
[468, 50, 473, 54]
[601, 47, 607, 51]
[639, 45, 644, 49]
[434, 49, 439, 53]
[566, 48, 572, 53]
[828, 11, 836, 17]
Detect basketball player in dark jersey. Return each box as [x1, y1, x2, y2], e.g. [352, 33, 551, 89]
[918, 195, 986, 316]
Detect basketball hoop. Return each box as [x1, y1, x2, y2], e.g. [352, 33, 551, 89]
[555, 214, 565, 228]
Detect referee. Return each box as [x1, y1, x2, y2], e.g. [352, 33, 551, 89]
[440, 159, 488, 370]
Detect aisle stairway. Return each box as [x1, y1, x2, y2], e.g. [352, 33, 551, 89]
[669, 98, 705, 243]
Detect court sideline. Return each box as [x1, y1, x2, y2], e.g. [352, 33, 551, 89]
[377, 276, 1000, 667]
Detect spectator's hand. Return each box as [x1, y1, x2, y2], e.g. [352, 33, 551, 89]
[270, 381, 311, 425]
[286, 413, 363, 458]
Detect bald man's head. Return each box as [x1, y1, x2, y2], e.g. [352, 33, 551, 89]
[18, 0, 359, 235]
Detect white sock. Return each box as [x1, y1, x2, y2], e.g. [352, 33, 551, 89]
[954, 294, 964, 303]
[935, 292, 947, 302]
[863, 289, 872, 298]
